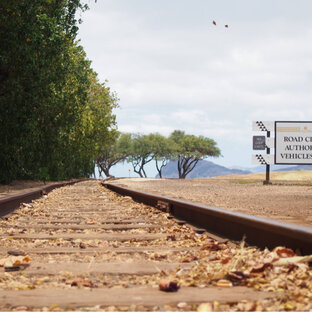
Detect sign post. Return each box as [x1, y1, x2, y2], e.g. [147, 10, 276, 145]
[264, 131, 271, 185]
[252, 121, 274, 184]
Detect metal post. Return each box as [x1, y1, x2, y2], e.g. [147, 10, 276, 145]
[264, 131, 271, 185]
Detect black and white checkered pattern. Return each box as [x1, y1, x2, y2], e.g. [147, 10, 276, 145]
[256, 121, 268, 132]
[255, 154, 267, 165]
[252, 120, 274, 132]
[252, 154, 274, 165]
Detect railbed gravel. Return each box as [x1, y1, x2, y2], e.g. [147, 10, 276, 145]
[0, 180, 311, 311]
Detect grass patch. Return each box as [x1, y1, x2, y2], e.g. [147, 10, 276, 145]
[232, 180, 259, 185]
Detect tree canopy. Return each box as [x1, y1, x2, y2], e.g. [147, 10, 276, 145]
[96, 132, 131, 178]
[97, 131, 221, 179]
[0, 0, 118, 183]
[169, 130, 221, 179]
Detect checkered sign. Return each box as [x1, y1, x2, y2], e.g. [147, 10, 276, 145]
[252, 121, 274, 132]
[252, 154, 274, 165]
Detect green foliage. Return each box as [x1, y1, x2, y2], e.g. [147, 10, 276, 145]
[0, 0, 117, 183]
[129, 134, 156, 178]
[37, 167, 51, 182]
[97, 130, 220, 179]
[169, 130, 221, 179]
[149, 133, 172, 178]
[97, 133, 131, 178]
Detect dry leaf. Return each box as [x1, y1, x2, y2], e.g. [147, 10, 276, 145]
[216, 279, 233, 287]
[212, 21, 216, 26]
[79, 242, 87, 249]
[87, 219, 97, 225]
[208, 254, 220, 261]
[274, 255, 312, 266]
[167, 235, 176, 242]
[177, 302, 187, 309]
[221, 257, 231, 264]
[182, 255, 198, 263]
[0, 255, 31, 267]
[236, 301, 257, 311]
[68, 279, 97, 288]
[250, 262, 272, 273]
[274, 247, 296, 258]
[201, 240, 222, 251]
[197, 302, 214, 312]
[227, 271, 249, 283]
[22, 203, 32, 208]
[159, 279, 180, 292]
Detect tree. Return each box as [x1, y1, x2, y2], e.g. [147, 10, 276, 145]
[169, 130, 221, 179]
[129, 134, 155, 178]
[77, 70, 118, 177]
[96, 133, 131, 178]
[0, 0, 118, 183]
[150, 133, 172, 178]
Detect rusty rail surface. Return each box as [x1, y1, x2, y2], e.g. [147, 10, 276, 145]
[0, 179, 87, 217]
[103, 182, 312, 255]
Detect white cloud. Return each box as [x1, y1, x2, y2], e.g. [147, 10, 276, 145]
[78, 0, 312, 170]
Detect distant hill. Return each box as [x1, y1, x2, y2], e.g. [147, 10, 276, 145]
[273, 165, 312, 171]
[249, 165, 312, 173]
[157, 160, 252, 179]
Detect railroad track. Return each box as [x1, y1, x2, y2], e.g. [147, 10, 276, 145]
[0, 180, 311, 311]
[103, 181, 312, 255]
[0, 179, 85, 217]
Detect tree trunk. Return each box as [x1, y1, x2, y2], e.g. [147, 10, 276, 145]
[103, 168, 111, 178]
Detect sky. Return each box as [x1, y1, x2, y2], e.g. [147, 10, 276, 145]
[78, 0, 312, 177]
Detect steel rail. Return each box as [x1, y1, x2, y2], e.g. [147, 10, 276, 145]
[0, 179, 87, 217]
[103, 182, 312, 255]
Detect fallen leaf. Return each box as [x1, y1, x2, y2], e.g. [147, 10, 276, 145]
[197, 302, 214, 312]
[212, 20, 216, 26]
[79, 242, 87, 249]
[274, 255, 312, 266]
[274, 247, 296, 258]
[22, 203, 32, 208]
[236, 301, 257, 311]
[182, 255, 198, 263]
[68, 279, 97, 288]
[215, 279, 233, 287]
[208, 254, 220, 261]
[201, 240, 222, 251]
[167, 235, 176, 241]
[227, 271, 249, 283]
[87, 219, 97, 225]
[248, 272, 264, 278]
[177, 302, 188, 309]
[221, 257, 231, 264]
[250, 262, 272, 273]
[159, 279, 180, 292]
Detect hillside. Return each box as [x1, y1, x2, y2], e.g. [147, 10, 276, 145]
[157, 160, 251, 178]
[250, 164, 312, 173]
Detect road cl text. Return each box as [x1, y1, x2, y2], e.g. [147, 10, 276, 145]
[284, 136, 312, 142]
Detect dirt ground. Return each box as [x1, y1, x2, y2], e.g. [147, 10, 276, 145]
[0, 180, 79, 198]
[0, 181, 55, 198]
[109, 174, 312, 228]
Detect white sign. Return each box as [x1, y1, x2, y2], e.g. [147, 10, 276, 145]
[252, 121, 274, 132]
[252, 154, 274, 165]
[275, 121, 312, 164]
